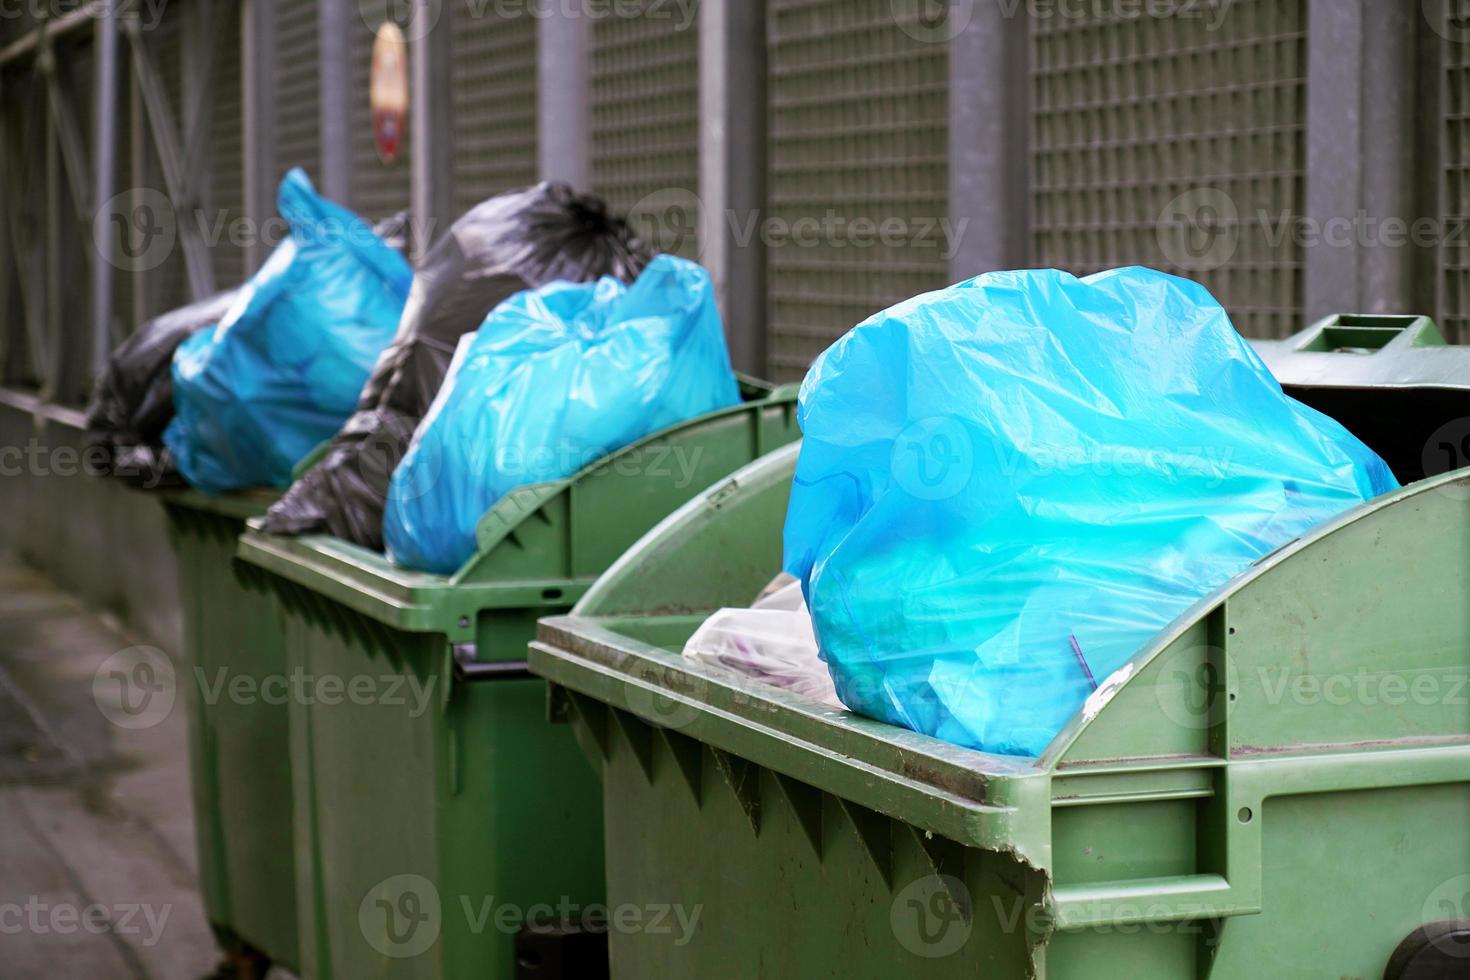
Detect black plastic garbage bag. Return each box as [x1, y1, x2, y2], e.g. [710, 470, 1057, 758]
[84, 208, 413, 491]
[261, 183, 654, 549]
[84, 291, 238, 489]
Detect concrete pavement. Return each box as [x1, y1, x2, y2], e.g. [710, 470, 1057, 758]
[0, 556, 289, 980]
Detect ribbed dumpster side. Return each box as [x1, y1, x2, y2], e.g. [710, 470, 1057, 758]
[236, 381, 801, 979]
[162, 489, 299, 973]
[530, 437, 1470, 978]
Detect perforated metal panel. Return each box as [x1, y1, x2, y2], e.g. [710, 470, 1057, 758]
[150, 7, 191, 313]
[207, 1, 246, 289]
[349, 0, 410, 222]
[1436, 10, 1470, 342]
[0, 74, 45, 387]
[274, 0, 322, 186]
[450, 4, 538, 215]
[766, 0, 951, 382]
[1030, 0, 1306, 339]
[589, 0, 700, 255]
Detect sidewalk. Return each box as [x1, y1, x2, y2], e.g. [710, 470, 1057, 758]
[0, 556, 280, 979]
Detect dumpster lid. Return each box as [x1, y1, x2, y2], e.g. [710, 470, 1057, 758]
[1251, 314, 1470, 483]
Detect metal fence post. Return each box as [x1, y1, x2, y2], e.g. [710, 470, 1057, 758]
[91, 1, 119, 373]
[700, 0, 765, 375]
[538, 4, 589, 188]
[949, 0, 1030, 281]
[318, 0, 352, 203]
[411, 0, 452, 257]
[242, 0, 276, 273]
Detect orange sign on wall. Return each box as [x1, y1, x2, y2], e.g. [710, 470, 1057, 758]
[370, 23, 408, 164]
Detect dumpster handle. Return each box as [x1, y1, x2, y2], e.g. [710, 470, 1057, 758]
[453, 647, 533, 683]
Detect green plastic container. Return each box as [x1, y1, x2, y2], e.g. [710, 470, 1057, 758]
[1252, 312, 1470, 484]
[528, 339, 1470, 978]
[235, 379, 800, 979]
[162, 488, 299, 975]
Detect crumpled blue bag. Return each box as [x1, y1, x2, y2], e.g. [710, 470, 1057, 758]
[164, 169, 411, 493]
[385, 254, 742, 574]
[783, 267, 1397, 757]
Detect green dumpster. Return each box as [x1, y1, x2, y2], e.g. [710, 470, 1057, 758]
[162, 488, 298, 978]
[527, 322, 1470, 979]
[234, 378, 800, 979]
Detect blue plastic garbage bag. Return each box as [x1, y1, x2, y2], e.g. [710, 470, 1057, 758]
[385, 254, 742, 574]
[783, 267, 1397, 757]
[164, 169, 411, 493]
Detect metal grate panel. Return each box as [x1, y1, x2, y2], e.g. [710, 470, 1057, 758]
[449, 3, 538, 216]
[589, 0, 701, 255]
[766, 0, 951, 382]
[0, 75, 45, 387]
[150, 8, 191, 313]
[1437, 10, 1470, 342]
[348, 0, 411, 222]
[1030, 0, 1307, 339]
[274, 0, 322, 188]
[207, 1, 246, 289]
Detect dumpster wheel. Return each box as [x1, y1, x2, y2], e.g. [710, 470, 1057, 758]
[1383, 920, 1470, 979]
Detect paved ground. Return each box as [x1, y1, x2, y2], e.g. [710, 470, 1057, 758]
[0, 557, 291, 980]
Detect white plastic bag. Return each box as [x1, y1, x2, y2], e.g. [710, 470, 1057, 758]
[682, 577, 842, 709]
